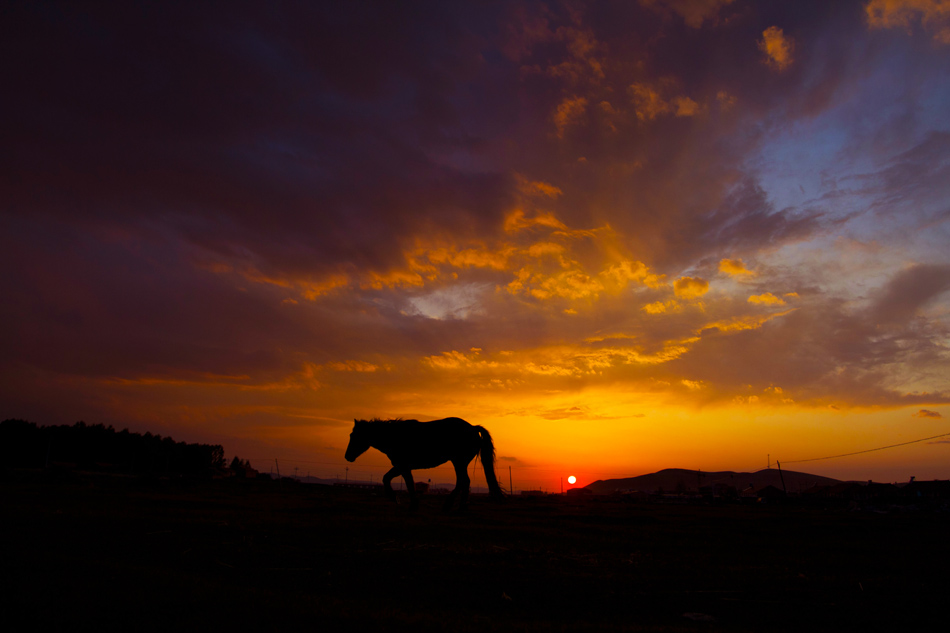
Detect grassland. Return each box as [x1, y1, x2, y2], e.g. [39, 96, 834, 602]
[3, 472, 946, 632]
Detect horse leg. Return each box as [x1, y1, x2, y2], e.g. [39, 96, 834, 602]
[454, 460, 472, 511]
[402, 469, 418, 511]
[382, 466, 400, 502]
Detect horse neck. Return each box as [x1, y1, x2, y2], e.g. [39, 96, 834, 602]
[367, 422, 394, 452]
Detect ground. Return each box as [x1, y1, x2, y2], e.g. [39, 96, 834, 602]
[3, 472, 946, 632]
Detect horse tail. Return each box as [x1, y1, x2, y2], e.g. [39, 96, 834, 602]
[474, 425, 505, 501]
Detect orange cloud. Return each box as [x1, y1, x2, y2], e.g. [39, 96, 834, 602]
[673, 276, 709, 298]
[630, 83, 702, 122]
[630, 83, 671, 121]
[913, 408, 943, 418]
[866, 0, 950, 44]
[553, 95, 588, 137]
[716, 90, 737, 111]
[748, 292, 785, 305]
[504, 209, 568, 233]
[516, 174, 563, 198]
[719, 258, 755, 276]
[759, 26, 794, 70]
[326, 360, 380, 373]
[642, 300, 680, 315]
[674, 96, 701, 117]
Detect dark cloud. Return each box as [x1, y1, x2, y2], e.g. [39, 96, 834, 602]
[870, 264, 950, 326]
[2, 1, 949, 482]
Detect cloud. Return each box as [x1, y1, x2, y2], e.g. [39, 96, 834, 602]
[673, 96, 701, 117]
[630, 83, 671, 121]
[869, 263, 950, 325]
[748, 292, 786, 306]
[326, 361, 380, 373]
[866, 0, 950, 44]
[914, 409, 943, 418]
[629, 83, 701, 122]
[553, 95, 589, 137]
[759, 26, 794, 71]
[516, 175, 563, 199]
[674, 277, 710, 298]
[639, 0, 737, 28]
[719, 259, 754, 277]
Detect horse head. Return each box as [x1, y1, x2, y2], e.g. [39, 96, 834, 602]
[345, 419, 371, 462]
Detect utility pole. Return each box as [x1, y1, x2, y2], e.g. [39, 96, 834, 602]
[776, 460, 787, 494]
[275, 459, 280, 478]
[509, 466, 513, 495]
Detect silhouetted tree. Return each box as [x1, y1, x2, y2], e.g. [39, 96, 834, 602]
[0, 419, 227, 475]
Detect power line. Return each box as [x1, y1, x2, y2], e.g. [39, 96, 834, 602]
[783, 431, 950, 464]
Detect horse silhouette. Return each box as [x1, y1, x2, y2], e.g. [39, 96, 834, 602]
[345, 417, 505, 511]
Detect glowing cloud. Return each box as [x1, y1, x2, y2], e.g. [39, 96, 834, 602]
[673, 276, 710, 298]
[866, 0, 950, 44]
[748, 292, 786, 305]
[630, 83, 670, 121]
[759, 26, 794, 70]
[719, 259, 755, 277]
[914, 409, 943, 418]
[553, 95, 588, 137]
[674, 96, 701, 117]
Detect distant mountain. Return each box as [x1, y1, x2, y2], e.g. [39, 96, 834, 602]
[585, 468, 841, 495]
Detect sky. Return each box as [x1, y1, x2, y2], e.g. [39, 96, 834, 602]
[2, 0, 950, 490]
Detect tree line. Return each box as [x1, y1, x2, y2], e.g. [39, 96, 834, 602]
[0, 419, 227, 476]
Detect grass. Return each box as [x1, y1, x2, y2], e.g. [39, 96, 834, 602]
[3, 472, 947, 631]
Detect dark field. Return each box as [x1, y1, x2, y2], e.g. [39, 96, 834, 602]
[3, 474, 947, 632]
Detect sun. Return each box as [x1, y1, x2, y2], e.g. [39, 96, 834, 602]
[567, 475, 576, 485]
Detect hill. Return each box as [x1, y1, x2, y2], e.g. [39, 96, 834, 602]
[585, 467, 841, 495]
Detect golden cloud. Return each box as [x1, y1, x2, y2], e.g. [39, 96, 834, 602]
[759, 26, 794, 70]
[700, 308, 796, 333]
[516, 174, 563, 198]
[326, 360, 380, 373]
[504, 209, 569, 233]
[866, 0, 950, 44]
[630, 83, 671, 121]
[748, 292, 785, 305]
[719, 258, 755, 277]
[630, 83, 703, 123]
[673, 276, 709, 298]
[642, 300, 679, 315]
[674, 96, 701, 117]
[913, 408, 943, 418]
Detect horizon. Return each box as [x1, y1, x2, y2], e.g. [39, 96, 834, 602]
[3, 1, 949, 492]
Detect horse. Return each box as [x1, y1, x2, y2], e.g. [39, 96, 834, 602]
[344, 417, 505, 511]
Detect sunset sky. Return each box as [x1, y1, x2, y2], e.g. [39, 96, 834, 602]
[3, 0, 949, 489]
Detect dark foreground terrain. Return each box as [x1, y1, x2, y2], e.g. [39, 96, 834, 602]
[3, 472, 947, 632]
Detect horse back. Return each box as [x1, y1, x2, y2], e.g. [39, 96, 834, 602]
[383, 417, 480, 468]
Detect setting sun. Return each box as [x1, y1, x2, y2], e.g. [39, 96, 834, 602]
[568, 476, 577, 485]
